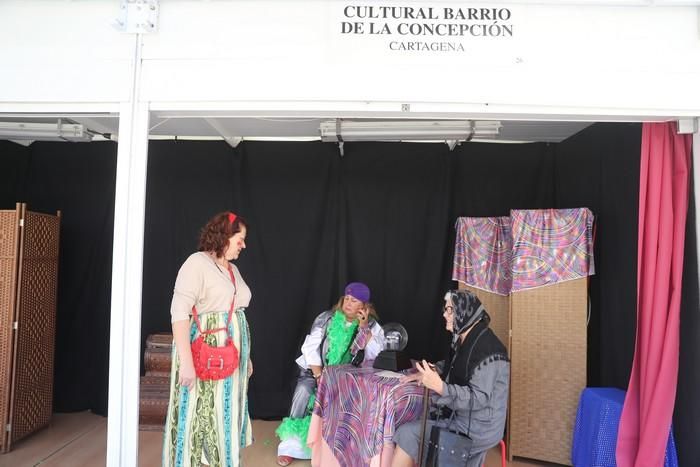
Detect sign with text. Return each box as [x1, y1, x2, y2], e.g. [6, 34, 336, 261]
[336, 4, 515, 56]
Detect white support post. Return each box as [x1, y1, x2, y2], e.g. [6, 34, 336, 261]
[106, 33, 149, 467]
[694, 131, 700, 290]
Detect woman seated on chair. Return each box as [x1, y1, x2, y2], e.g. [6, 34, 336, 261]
[276, 282, 385, 466]
[392, 290, 510, 467]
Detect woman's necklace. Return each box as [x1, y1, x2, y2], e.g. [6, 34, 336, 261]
[209, 252, 229, 274]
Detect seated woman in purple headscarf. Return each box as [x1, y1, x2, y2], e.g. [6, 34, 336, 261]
[392, 290, 510, 467]
[276, 282, 386, 466]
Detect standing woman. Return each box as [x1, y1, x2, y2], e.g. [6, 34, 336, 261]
[163, 212, 253, 467]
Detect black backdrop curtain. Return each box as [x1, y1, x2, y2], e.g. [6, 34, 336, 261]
[675, 174, 700, 467]
[1, 123, 698, 463]
[0, 140, 117, 415]
[554, 123, 642, 389]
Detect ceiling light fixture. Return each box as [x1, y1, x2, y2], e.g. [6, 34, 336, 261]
[319, 119, 501, 142]
[0, 120, 93, 142]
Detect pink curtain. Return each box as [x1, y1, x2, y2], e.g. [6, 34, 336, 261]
[616, 122, 692, 466]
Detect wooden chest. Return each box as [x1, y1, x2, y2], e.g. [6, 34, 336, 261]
[139, 333, 173, 431]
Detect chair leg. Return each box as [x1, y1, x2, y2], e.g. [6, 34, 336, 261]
[482, 441, 508, 467]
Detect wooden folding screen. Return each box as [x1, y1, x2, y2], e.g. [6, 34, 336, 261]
[461, 280, 586, 466]
[0, 207, 20, 453]
[0, 203, 61, 452]
[509, 278, 587, 465]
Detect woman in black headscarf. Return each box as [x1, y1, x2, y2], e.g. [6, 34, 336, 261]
[391, 290, 510, 467]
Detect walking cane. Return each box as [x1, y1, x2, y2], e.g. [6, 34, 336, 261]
[417, 385, 430, 467]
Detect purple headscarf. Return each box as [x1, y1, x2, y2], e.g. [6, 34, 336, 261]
[345, 282, 370, 303]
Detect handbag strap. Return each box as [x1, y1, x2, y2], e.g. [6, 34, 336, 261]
[192, 262, 237, 336]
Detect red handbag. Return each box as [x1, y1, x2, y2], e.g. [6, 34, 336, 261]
[190, 264, 239, 381]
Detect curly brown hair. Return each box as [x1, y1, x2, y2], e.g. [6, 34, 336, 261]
[197, 212, 247, 258]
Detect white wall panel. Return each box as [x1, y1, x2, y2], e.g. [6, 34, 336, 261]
[0, 1, 134, 103]
[138, 1, 700, 115]
[1, 1, 698, 115]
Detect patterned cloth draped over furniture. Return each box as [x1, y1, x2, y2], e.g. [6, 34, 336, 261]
[452, 208, 595, 294]
[573, 388, 678, 467]
[452, 207, 594, 465]
[452, 216, 512, 296]
[308, 364, 424, 467]
[510, 208, 595, 292]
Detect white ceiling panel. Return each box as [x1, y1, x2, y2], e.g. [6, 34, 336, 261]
[0, 113, 597, 143]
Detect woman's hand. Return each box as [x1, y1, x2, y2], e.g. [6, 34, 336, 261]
[416, 360, 445, 395]
[399, 371, 422, 384]
[173, 320, 196, 389]
[357, 307, 369, 328]
[247, 358, 253, 378]
[309, 364, 323, 383]
[178, 361, 196, 389]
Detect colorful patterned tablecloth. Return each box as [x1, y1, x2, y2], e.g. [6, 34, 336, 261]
[452, 216, 513, 295]
[309, 364, 424, 467]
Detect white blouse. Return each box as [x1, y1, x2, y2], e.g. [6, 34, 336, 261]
[295, 318, 385, 369]
[170, 252, 251, 323]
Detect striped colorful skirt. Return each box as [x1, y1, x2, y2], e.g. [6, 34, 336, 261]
[162, 309, 252, 467]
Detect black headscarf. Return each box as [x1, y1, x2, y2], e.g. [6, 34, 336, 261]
[444, 290, 490, 350]
[443, 290, 508, 385]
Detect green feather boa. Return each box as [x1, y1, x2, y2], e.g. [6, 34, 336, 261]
[325, 310, 359, 366]
[275, 394, 316, 451]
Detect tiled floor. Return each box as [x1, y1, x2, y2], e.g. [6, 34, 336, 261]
[0, 412, 561, 466]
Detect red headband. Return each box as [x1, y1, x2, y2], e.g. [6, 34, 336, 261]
[228, 212, 237, 224]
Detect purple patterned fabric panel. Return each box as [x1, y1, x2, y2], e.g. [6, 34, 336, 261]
[452, 217, 513, 295]
[510, 208, 595, 292]
[313, 365, 424, 467]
